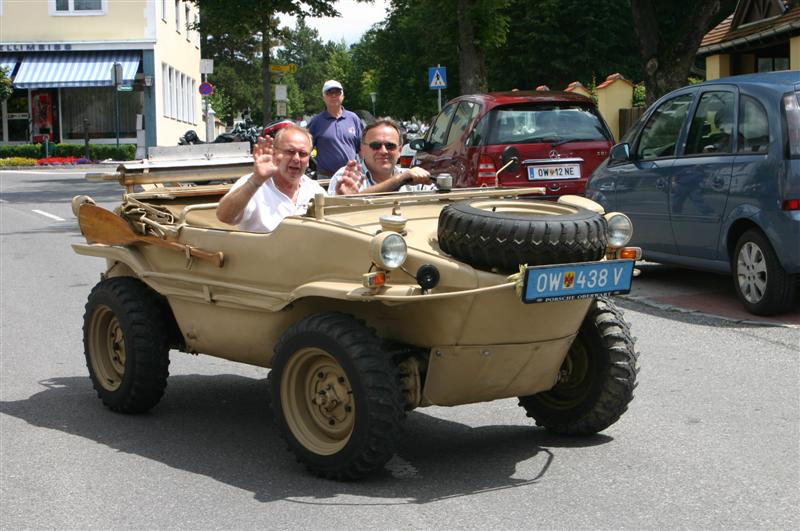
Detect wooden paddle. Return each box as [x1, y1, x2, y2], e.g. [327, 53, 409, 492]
[78, 203, 224, 268]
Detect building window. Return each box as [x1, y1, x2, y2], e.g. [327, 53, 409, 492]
[50, 0, 106, 15]
[174, 0, 180, 32]
[194, 13, 201, 47]
[185, 4, 191, 40]
[61, 87, 142, 139]
[162, 63, 170, 118]
[161, 0, 167, 21]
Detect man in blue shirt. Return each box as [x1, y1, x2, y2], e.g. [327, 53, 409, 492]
[307, 80, 363, 179]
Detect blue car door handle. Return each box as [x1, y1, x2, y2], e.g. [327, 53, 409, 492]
[656, 178, 667, 191]
[712, 176, 726, 190]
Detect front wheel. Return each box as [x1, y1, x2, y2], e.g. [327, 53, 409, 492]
[268, 313, 405, 480]
[83, 277, 171, 413]
[733, 229, 797, 316]
[518, 296, 638, 435]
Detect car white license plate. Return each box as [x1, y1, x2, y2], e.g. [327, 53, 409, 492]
[527, 163, 581, 180]
[522, 260, 634, 304]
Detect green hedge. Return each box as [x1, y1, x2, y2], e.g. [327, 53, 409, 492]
[0, 143, 136, 161]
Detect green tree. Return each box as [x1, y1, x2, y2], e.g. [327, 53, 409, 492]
[487, 0, 641, 92]
[631, 0, 738, 105]
[276, 18, 328, 116]
[189, 0, 341, 122]
[0, 67, 12, 102]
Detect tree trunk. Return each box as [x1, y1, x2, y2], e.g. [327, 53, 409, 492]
[262, 21, 272, 123]
[456, 0, 487, 94]
[632, 0, 723, 107]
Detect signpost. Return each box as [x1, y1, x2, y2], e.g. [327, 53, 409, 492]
[200, 59, 214, 142]
[369, 92, 377, 117]
[111, 62, 123, 147]
[199, 81, 214, 97]
[269, 64, 297, 74]
[428, 65, 447, 112]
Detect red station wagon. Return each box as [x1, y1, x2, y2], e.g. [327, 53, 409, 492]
[411, 91, 614, 196]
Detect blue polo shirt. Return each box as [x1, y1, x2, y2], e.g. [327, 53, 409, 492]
[307, 108, 363, 175]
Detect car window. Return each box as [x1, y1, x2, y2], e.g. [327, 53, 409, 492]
[476, 104, 609, 146]
[448, 101, 480, 146]
[636, 93, 693, 160]
[684, 91, 735, 155]
[428, 104, 457, 148]
[738, 95, 770, 153]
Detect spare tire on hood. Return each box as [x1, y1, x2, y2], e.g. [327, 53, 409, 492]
[437, 199, 608, 273]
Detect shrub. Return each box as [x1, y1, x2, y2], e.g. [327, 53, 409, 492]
[0, 144, 41, 159]
[0, 157, 39, 167]
[0, 143, 137, 161]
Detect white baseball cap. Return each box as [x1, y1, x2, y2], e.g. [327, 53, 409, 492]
[322, 80, 343, 96]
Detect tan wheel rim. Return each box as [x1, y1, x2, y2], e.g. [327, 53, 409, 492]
[88, 305, 126, 391]
[280, 347, 355, 456]
[469, 199, 578, 216]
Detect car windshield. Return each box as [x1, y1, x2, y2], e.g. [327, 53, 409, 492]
[479, 104, 610, 145]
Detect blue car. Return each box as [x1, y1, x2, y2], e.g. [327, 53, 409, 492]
[587, 71, 800, 315]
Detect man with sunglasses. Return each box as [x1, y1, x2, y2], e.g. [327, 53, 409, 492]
[216, 125, 325, 232]
[307, 80, 363, 179]
[329, 119, 433, 196]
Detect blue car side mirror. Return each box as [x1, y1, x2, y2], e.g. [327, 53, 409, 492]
[609, 143, 631, 163]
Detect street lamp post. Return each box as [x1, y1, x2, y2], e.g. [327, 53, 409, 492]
[369, 92, 377, 117]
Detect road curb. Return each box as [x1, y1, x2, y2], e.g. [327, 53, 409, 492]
[617, 294, 798, 329]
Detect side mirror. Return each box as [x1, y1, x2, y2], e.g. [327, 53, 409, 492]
[609, 143, 632, 164]
[409, 138, 428, 152]
[499, 145, 521, 175]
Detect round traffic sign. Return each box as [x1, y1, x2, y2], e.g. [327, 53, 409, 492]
[199, 82, 214, 97]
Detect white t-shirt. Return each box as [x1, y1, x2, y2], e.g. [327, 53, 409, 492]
[230, 173, 326, 232]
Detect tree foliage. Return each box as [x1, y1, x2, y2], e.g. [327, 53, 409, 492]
[194, 0, 743, 123]
[189, 0, 340, 122]
[632, 0, 738, 105]
[0, 67, 12, 102]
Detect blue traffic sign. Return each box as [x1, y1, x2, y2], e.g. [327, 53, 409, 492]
[428, 67, 447, 90]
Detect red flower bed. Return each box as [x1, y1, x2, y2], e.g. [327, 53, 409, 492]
[36, 156, 91, 165]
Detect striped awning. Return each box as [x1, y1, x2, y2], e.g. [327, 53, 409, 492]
[13, 52, 141, 89]
[0, 55, 18, 75]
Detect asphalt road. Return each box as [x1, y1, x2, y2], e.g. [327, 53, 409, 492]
[1, 169, 798, 529]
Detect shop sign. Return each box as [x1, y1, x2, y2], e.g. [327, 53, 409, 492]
[117, 85, 133, 92]
[0, 43, 73, 52]
[7, 113, 29, 120]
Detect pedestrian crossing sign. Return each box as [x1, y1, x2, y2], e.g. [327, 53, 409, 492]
[428, 67, 447, 90]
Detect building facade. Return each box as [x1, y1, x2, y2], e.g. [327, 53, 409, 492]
[698, 0, 800, 79]
[0, 0, 203, 148]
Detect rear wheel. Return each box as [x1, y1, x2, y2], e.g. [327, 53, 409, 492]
[269, 313, 405, 480]
[518, 296, 638, 435]
[733, 229, 796, 316]
[83, 277, 170, 413]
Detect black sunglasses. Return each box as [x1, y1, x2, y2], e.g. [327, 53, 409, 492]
[366, 141, 398, 151]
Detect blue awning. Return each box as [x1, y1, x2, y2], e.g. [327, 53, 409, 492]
[0, 55, 18, 75]
[13, 52, 141, 89]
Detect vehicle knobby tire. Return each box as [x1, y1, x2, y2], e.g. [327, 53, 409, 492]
[518, 296, 638, 435]
[83, 277, 171, 413]
[437, 199, 608, 273]
[733, 228, 797, 316]
[268, 312, 405, 480]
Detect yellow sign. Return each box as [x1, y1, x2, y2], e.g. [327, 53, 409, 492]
[269, 64, 297, 74]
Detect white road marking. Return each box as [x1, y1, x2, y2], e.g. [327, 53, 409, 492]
[32, 209, 65, 221]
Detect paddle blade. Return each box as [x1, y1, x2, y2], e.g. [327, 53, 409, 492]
[78, 204, 137, 246]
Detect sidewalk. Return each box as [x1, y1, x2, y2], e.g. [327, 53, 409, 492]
[621, 262, 800, 327]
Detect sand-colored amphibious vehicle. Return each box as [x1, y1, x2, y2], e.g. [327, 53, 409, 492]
[73, 158, 641, 480]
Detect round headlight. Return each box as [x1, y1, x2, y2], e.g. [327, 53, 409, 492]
[370, 232, 407, 269]
[605, 213, 633, 248]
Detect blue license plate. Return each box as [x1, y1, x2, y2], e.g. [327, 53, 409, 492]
[522, 260, 635, 303]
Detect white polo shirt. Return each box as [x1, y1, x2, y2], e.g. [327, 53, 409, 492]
[230, 173, 326, 232]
